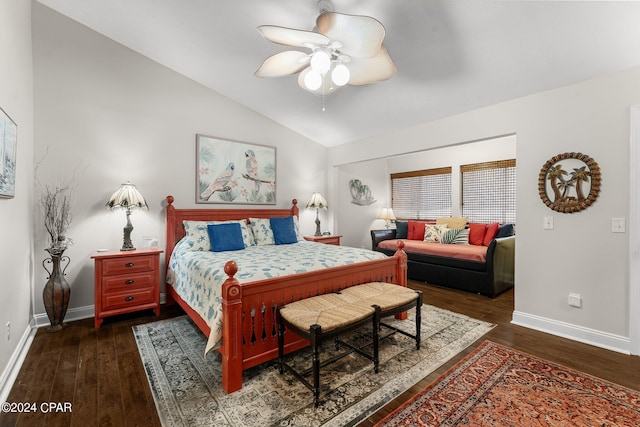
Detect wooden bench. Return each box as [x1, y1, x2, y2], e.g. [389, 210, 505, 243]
[277, 282, 422, 407]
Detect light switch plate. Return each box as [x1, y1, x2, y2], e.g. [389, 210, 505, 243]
[612, 218, 626, 233]
[543, 216, 554, 230]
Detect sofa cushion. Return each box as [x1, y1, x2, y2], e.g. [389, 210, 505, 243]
[408, 221, 430, 240]
[424, 224, 448, 243]
[496, 223, 515, 238]
[377, 239, 487, 271]
[436, 216, 468, 230]
[395, 221, 408, 239]
[441, 228, 469, 244]
[468, 223, 487, 246]
[483, 222, 500, 246]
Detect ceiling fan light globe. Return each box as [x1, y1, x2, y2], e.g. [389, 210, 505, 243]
[310, 50, 331, 75]
[304, 69, 323, 90]
[331, 63, 350, 86]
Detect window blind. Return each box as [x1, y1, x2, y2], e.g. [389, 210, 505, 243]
[391, 167, 452, 220]
[461, 159, 516, 223]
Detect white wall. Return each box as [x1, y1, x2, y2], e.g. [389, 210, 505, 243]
[0, 0, 35, 399]
[31, 4, 327, 320]
[335, 136, 515, 249]
[329, 68, 640, 353]
[334, 159, 389, 249]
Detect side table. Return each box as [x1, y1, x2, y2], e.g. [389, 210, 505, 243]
[91, 247, 163, 328]
[303, 235, 342, 246]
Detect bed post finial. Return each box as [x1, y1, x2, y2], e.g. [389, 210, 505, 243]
[291, 199, 299, 218]
[166, 195, 174, 206]
[224, 260, 238, 277]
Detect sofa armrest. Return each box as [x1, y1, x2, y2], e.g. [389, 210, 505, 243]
[486, 235, 515, 296]
[371, 229, 397, 250]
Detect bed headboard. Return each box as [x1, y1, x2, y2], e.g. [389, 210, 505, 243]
[164, 195, 299, 274]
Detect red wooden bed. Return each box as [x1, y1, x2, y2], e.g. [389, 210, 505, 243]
[164, 195, 408, 394]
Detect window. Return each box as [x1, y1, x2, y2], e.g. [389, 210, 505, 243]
[461, 159, 516, 223]
[391, 167, 452, 219]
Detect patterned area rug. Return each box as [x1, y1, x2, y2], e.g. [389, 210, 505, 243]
[133, 306, 492, 427]
[376, 340, 640, 426]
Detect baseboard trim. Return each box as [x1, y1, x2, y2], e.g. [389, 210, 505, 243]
[0, 320, 36, 405]
[2, 293, 168, 403]
[33, 304, 95, 328]
[512, 311, 630, 355]
[32, 293, 167, 327]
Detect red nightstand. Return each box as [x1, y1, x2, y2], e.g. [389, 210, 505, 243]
[303, 235, 342, 246]
[91, 247, 163, 328]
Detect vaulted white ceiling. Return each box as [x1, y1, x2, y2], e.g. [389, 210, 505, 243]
[36, 0, 640, 147]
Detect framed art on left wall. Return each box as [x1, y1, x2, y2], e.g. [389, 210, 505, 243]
[196, 134, 276, 204]
[0, 106, 17, 199]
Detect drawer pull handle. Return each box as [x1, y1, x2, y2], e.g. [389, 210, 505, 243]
[125, 296, 134, 301]
[125, 262, 135, 268]
[125, 279, 135, 285]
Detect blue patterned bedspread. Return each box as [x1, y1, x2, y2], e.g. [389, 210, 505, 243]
[166, 240, 387, 352]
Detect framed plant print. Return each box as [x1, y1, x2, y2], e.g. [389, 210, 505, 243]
[0, 107, 17, 199]
[196, 134, 276, 204]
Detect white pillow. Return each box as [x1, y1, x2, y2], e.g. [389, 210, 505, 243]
[182, 220, 213, 251]
[182, 219, 255, 251]
[250, 218, 275, 245]
[423, 224, 449, 243]
[292, 216, 304, 242]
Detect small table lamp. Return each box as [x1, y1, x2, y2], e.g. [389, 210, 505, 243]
[106, 182, 148, 251]
[306, 192, 327, 236]
[378, 207, 396, 229]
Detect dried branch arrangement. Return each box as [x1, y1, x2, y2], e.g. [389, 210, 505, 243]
[40, 184, 74, 254]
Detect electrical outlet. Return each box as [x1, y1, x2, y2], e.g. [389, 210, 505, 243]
[6, 321, 10, 341]
[543, 216, 554, 230]
[568, 293, 582, 308]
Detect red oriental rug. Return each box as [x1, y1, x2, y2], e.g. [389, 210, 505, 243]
[376, 340, 640, 426]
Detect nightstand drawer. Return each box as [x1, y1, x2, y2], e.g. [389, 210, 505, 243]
[92, 248, 163, 328]
[102, 288, 155, 311]
[101, 255, 155, 276]
[102, 271, 154, 293]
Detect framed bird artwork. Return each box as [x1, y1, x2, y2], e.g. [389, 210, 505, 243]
[196, 134, 276, 204]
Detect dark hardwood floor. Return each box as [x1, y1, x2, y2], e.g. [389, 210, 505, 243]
[2, 281, 639, 426]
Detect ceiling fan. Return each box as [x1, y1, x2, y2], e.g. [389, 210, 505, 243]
[254, 7, 396, 96]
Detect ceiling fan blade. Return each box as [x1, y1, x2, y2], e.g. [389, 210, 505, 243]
[347, 45, 396, 85]
[297, 68, 340, 96]
[316, 12, 386, 58]
[258, 25, 330, 48]
[255, 51, 310, 78]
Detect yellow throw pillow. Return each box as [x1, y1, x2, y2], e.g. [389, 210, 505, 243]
[436, 217, 468, 230]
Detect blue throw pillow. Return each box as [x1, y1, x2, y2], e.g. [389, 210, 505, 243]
[207, 223, 245, 252]
[270, 216, 298, 245]
[496, 223, 515, 238]
[395, 221, 408, 239]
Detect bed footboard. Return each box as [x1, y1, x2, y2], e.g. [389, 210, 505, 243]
[220, 242, 407, 393]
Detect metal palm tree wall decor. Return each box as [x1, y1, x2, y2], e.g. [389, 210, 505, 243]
[538, 152, 601, 213]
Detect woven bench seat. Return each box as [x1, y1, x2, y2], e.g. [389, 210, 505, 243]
[340, 281, 421, 312]
[340, 282, 422, 350]
[277, 282, 422, 407]
[278, 292, 375, 333]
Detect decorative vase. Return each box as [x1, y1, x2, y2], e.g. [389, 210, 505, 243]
[42, 248, 71, 331]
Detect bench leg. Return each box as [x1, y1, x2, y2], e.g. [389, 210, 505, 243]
[415, 291, 423, 350]
[277, 307, 285, 374]
[310, 324, 322, 407]
[373, 305, 381, 374]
